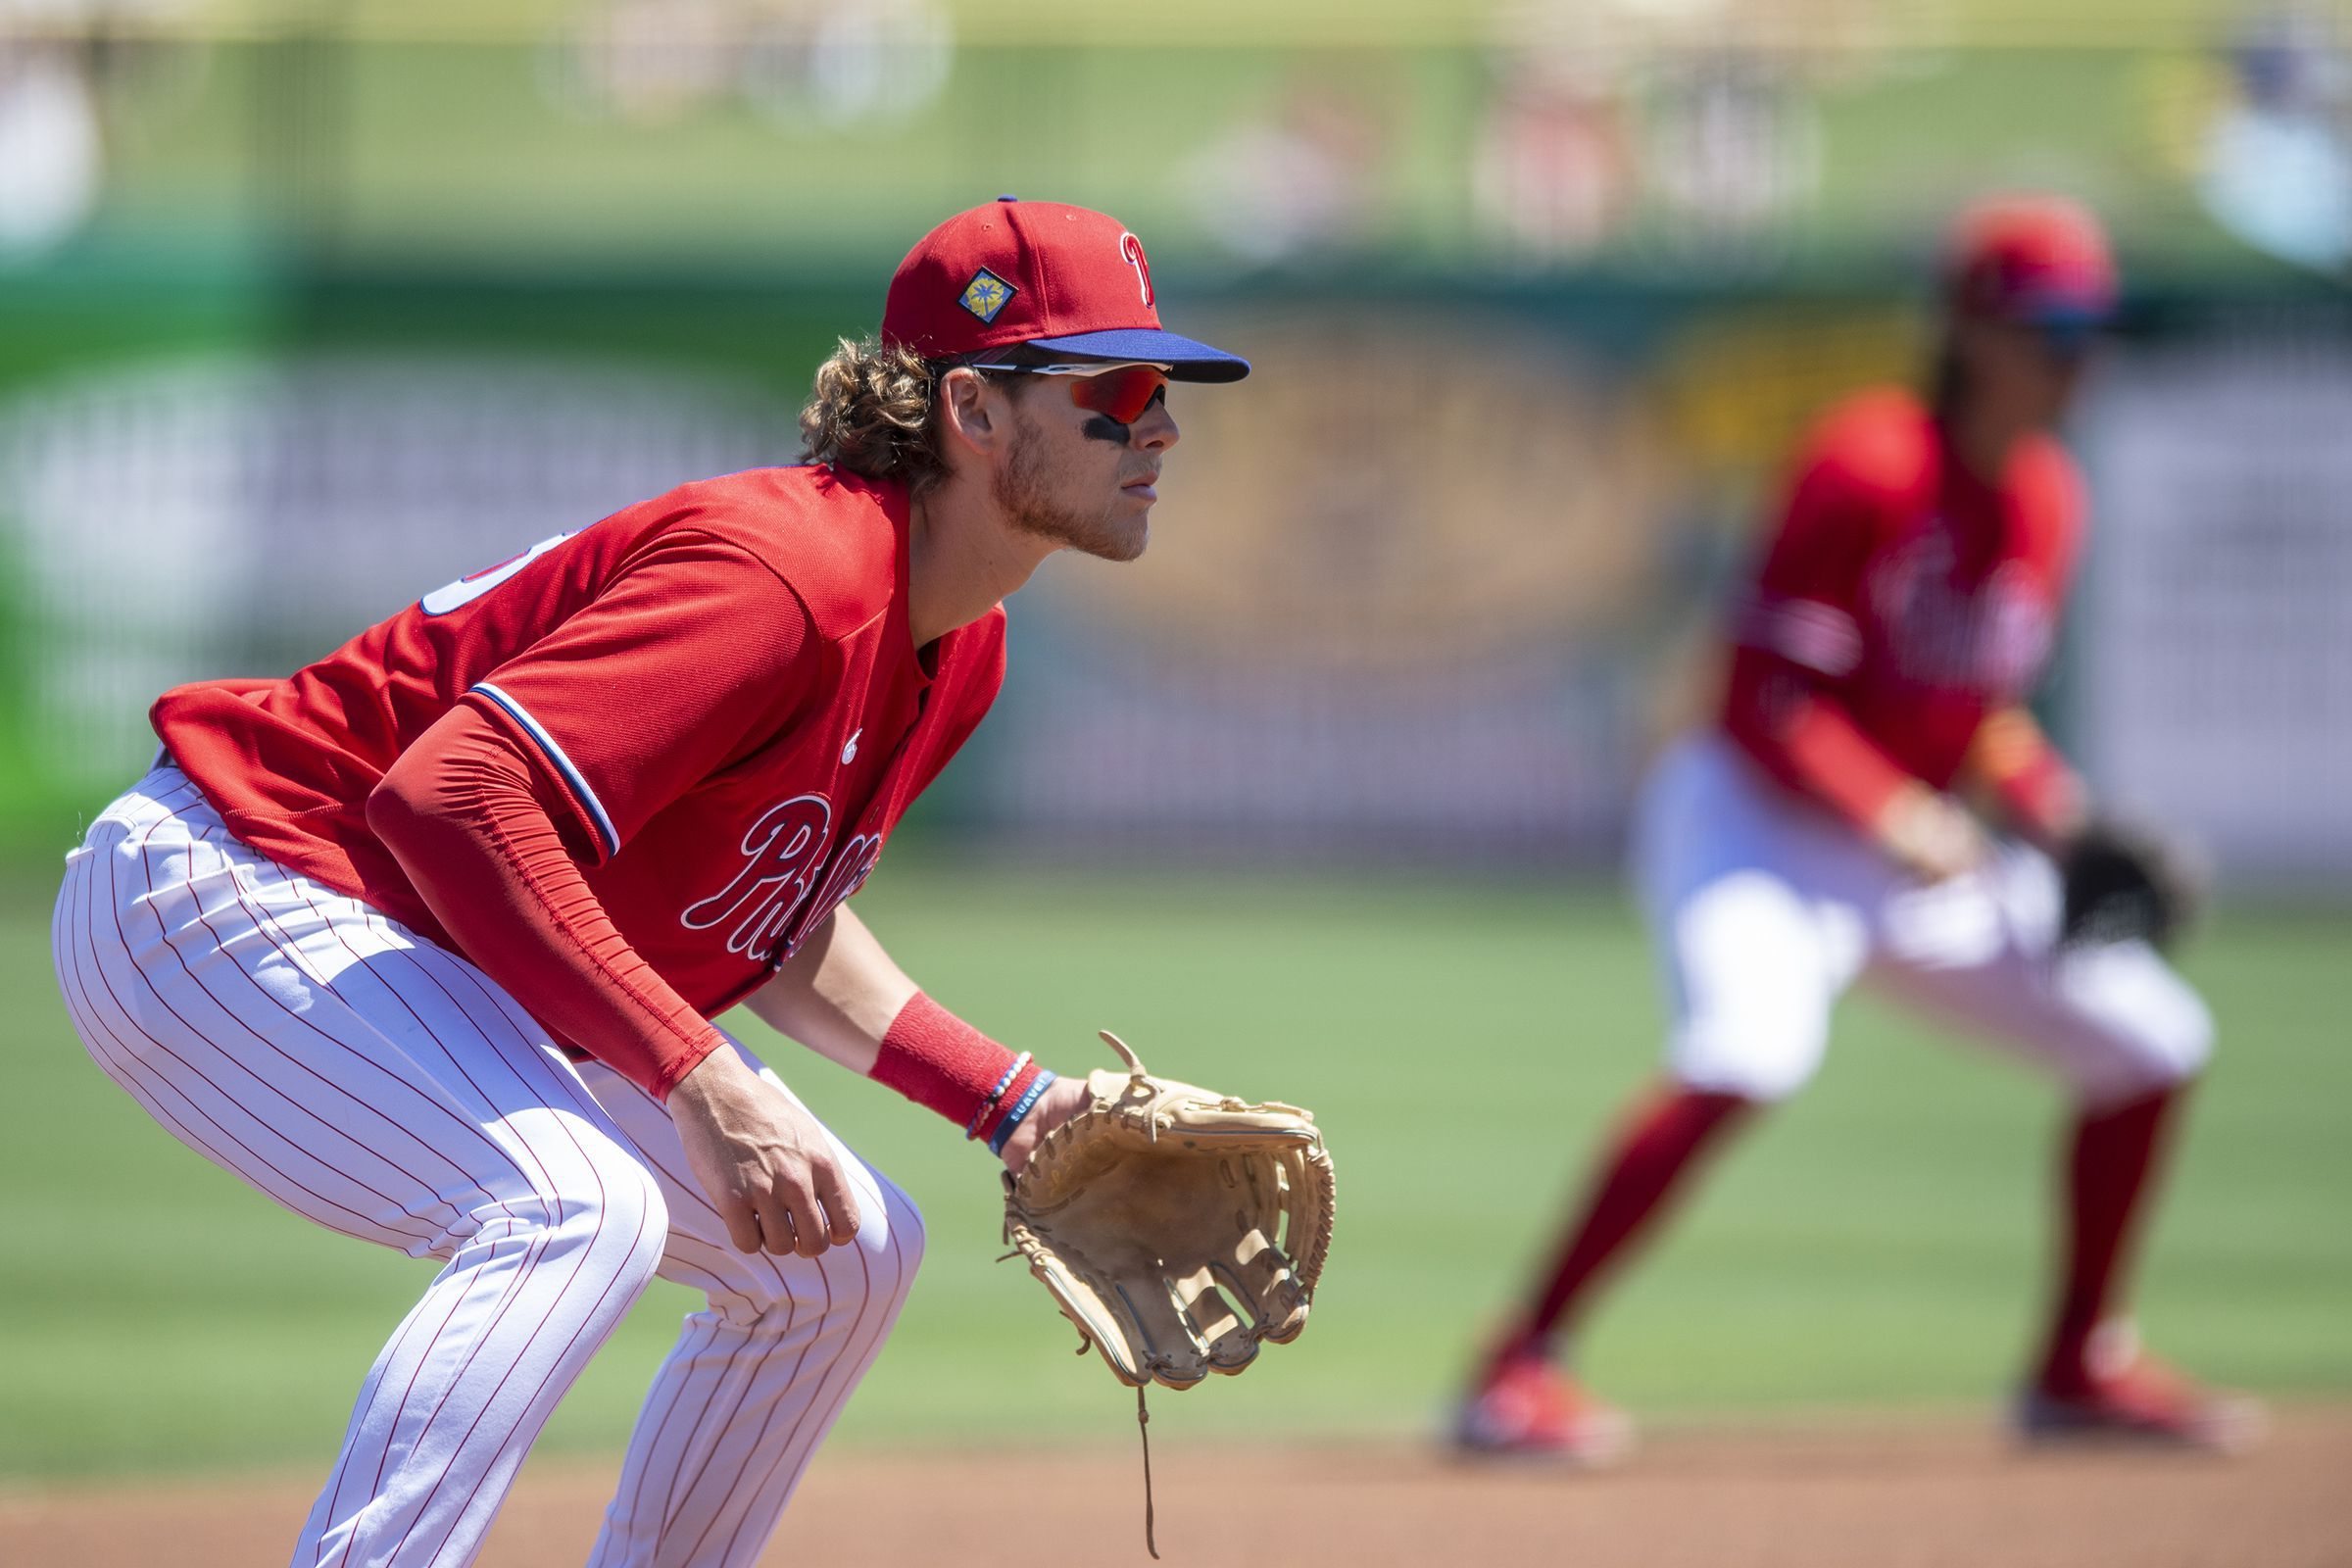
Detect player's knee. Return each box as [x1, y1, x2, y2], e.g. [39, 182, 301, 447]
[555, 1138, 668, 1255]
[1671, 1015, 1827, 1102]
[554, 1158, 668, 1285]
[818, 1176, 926, 1325]
[863, 1173, 925, 1309]
[1680, 1056, 1819, 1104]
[604, 1161, 672, 1272]
[2161, 983, 2214, 1076]
[796, 1170, 927, 1314]
[446, 1154, 667, 1300]
[2112, 985, 2214, 1097]
[2063, 954, 2215, 1103]
[703, 1172, 922, 1323]
[1662, 872, 1841, 1103]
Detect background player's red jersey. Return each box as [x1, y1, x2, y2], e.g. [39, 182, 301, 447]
[1720, 387, 2082, 832]
[157, 466, 1005, 1032]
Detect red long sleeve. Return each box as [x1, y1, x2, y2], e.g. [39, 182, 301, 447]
[1717, 412, 1915, 834]
[1969, 706, 2086, 846]
[367, 702, 725, 1100]
[1722, 654, 1915, 833]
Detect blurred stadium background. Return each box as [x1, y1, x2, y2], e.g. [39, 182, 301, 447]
[2, 0, 2348, 1547]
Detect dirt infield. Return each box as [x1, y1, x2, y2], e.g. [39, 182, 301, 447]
[8, 1406, 2349, 1567]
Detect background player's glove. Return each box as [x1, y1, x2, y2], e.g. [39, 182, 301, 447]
[1003, 1031, 1335, 1391]
[2058, 820, 2200, 952]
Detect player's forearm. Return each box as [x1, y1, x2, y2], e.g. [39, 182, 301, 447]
[368, 705, 725, 1100]
[751, 907, 1054, 1152]
[1966, 707, 2088, 850]
[742, 906, 917, 1075]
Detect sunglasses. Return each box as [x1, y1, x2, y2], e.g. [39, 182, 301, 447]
[998, 362, 1172, 424]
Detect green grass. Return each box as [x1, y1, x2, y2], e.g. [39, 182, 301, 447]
[2, 867, 2347, 1480]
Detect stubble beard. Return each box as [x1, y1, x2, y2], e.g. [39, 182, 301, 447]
[994, 409, 1147, 564]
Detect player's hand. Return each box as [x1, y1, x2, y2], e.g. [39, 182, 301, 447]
[996, 1072, 1090, 1179]
[669, 1047, 860, 1258]
[1875, 784, 1990, 884]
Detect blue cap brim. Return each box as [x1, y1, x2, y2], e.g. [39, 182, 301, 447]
[2012, 298, 2111, 354]
[1021, 327, 1250, 382]
[2022, 300, 2110, 328]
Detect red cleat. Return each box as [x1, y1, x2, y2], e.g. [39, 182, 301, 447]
[2019, 1326, 2265, 1454]
[1453, 1343, 1633, 1464]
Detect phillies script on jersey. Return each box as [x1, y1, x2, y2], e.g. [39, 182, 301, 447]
[1721, 388, 2082, 828]
[155, 466, 1005, 1026]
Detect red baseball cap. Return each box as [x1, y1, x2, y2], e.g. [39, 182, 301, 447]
[882, 196, 1250, 382]
[1944, 195, 2119, 328]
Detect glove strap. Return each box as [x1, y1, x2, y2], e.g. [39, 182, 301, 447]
[1137, 1385, 1158, 1560]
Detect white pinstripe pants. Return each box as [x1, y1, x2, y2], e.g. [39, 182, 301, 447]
[52, 767, 925, 1568]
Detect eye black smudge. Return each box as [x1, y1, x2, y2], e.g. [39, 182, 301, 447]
[1081, 415, 1132, 444]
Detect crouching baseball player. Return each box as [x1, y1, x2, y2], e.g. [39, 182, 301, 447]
[1458, 197, 2260, 1462]
[52, 197, 1254, 1567]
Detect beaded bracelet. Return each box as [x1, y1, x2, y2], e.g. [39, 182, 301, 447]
[987, 1069, 1058, 1156]
[963, 1052, 1031, 1141]
[972, 1059, 1038, 1146]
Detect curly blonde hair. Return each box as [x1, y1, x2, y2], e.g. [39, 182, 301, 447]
[799, 336, 955, 492]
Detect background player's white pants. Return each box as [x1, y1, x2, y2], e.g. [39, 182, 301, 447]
[1633, 734, 2213, 1105]
[53, 768, 923, 1568]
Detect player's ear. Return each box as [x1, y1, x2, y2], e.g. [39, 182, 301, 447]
[934, 367, 1009, 461]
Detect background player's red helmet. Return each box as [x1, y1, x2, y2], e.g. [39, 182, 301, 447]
[882, 196, 1250, 381]
[1943, 195, 2118, 329]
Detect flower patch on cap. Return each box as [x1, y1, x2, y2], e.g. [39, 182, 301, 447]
[958, 269, 1017, 323]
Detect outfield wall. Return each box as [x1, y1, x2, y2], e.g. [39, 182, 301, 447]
[1, 23, 2346, 883]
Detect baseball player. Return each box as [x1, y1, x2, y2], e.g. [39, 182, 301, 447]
[51, 196, 1247, 1567]
[1456, 197, 2259, 1460]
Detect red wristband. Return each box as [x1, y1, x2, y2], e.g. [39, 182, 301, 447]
[1998, 749, 2085, 846]
[870, 992, 1019, 1131]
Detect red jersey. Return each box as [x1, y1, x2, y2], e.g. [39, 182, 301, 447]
[156, 466, 1005, 1038]
[1720, 388, 2082, 832]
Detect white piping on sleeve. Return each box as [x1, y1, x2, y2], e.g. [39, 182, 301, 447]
[467, 682, 623, 860]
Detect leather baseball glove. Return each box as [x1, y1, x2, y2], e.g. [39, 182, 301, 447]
[1004, 1031, 1336, 1391]
[2058, 820, 2200, 952]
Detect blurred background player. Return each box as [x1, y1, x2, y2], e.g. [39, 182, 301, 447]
[1456, 195, 2262, 1463]
[51, 196, 1248, 1568]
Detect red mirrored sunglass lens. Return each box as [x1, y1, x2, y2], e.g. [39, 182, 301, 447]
[1064, 366, 1167, 424]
